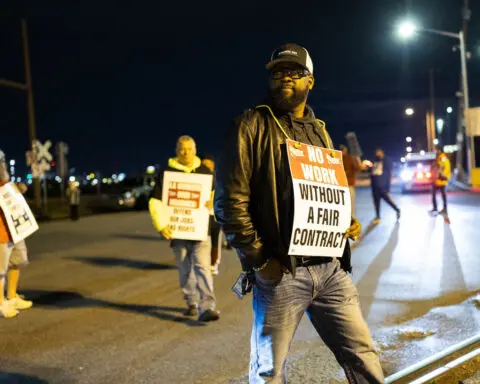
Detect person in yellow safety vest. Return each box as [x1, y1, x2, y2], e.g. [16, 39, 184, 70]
[430, 148, 451, 216]
[148, 136, 219, 323]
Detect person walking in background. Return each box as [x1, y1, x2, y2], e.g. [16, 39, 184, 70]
[66, 181, 81, 221]
[202, 154, 222, 276]
[340, 144, 362, 216]
[0, 150, 33, 318]
[430, 147, 451, 216]
[363, 148, 400, 224]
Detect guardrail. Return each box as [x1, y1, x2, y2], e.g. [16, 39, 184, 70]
[385, 334, 480, 383]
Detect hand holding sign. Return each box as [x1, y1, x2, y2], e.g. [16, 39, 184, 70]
[205, 199, 214, 211]
[160, 226, 173, 240]
[15, 183, 28, 194]
[344, 217, 361, 241]
[362, 160, 373, 169]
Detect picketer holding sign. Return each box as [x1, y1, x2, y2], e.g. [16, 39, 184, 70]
[0, 150, 35, 319]
[215, 44, 383, 383]
[148, 136, 219, 323]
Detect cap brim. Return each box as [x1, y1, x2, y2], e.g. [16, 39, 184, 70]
[266, 58, 309, 72]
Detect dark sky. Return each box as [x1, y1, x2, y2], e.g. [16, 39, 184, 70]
[1, 0, 479, 175]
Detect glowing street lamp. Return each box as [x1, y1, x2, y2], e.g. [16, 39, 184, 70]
[405, 107, 415, 116]
[436, 118, 444, 134]
[406, 137, 412, 143]
[446, 106, 453, 114]
[398, 21, 417, 39]
[396, 18, 474, 181]
[406, 146, 412, 153]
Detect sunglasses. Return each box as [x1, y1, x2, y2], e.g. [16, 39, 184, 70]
[270, 68, 310, 80]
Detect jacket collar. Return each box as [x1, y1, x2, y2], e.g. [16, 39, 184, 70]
[168, 156, 201, 173]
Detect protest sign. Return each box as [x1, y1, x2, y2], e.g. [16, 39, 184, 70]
[286, 140, 351, 257]
[0, 183, 39, 244]
[162, 171, 213, 241]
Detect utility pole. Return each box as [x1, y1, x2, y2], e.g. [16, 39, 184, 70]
[426, 69, 436, 152]
[455, 0, 470, 180]
[22, 19, 42, 211]
[0, 19, 41, 212]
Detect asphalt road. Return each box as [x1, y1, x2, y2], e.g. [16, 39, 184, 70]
[1, 187, 479, 384]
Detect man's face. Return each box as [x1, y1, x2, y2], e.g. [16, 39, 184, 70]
[176, 139, 196, 166]
[268, 63, 313, 111]
[376, 149, 385, 160]
[202, 159, 215, 172]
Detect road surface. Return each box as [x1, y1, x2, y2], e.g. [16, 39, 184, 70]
[0, 187, 479, 383]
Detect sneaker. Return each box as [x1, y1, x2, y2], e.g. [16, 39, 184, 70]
[439, 208, 448, 216]
[397, 210, 401, 220]
[0, 301, 19, 318]
[184, 305, 198, 317]
[198, 309, 220, 322]
[372, 217, 381, 225]
[429, 209, 438, 216]
[8, 295, 33, 310]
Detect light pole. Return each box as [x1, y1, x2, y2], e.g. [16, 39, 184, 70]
[397, 21, 475, 182]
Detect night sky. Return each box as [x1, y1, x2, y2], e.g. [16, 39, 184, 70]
[1, 0, 479, 176]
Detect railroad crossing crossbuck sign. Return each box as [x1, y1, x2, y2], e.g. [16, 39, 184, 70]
[26, 140, 52, 177]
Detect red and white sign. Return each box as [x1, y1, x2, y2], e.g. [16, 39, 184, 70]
[286, 139, 351, 257]
[0, 183, 39, 244]
[162, 171, 213, 241]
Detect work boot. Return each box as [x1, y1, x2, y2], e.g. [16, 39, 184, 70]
[198, 309, 220, 322]
[184, 305, 198, 317]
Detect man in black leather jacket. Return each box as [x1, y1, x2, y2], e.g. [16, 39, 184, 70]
[215, 44, 384, 383]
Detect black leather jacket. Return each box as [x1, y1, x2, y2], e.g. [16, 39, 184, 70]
[214, 104, 352, 275]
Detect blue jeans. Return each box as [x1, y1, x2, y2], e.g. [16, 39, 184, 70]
[250, 259, 384, 384]
[171, 238, 216, 313]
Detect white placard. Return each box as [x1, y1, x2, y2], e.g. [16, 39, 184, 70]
[161, 171, 213, 241]
[0, 183, 39, 244]
[286, 140, 351, 258]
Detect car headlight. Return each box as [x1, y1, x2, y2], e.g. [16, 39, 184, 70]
[401, 170, 413, 181]
[124, 192, 132, 199]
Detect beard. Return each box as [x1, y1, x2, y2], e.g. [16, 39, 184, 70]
[269, 85, 309, 112]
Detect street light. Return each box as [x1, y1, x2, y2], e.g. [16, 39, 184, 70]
[406, 146, 412, 153]
[433, 138, 439, 146]
[405, 107, 415, 116]
[398, 21, 417, 39]
[396, 18, 474, 182]
[436, 118, 444, 134]
[406, 137, 412, 143]
[446, 106, 453, 114]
